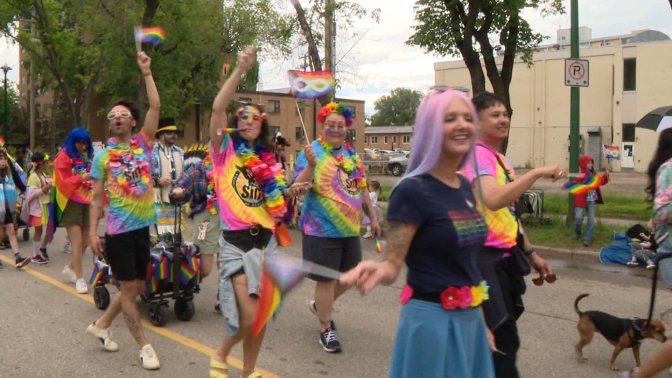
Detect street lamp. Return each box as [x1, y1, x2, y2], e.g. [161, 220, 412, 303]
[1, 64, 11, 139]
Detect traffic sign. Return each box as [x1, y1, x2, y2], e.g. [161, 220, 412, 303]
[565, 59, 589, 87]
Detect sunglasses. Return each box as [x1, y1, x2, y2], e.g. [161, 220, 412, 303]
[107, 110, 132, 120]
[237, 107, 263, 123]
[531, 273, 558, 286]
[429, 85, 471, 95]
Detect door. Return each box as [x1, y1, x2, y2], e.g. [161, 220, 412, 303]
[621, 142, 634, 168]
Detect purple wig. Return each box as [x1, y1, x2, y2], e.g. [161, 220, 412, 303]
[403, 89, 478, 180]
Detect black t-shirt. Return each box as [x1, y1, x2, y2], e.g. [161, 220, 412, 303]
[387, 174, 487, 293]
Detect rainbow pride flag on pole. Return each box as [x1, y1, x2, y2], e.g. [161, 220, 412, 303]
[134, 26, 166, 51]
[251, 254, 306, 336]
[603, 144, 620, 160]
[288, 70, 335, 99]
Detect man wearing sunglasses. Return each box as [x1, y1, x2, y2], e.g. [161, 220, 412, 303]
[151, 117, 184, 238]
[86, 51, 162, 371]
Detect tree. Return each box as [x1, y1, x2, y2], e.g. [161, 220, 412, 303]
[290, 0, 380, 105]
[0, 0, 294, 136]
[407, 0, 564, 151]
[369, 88, 422, 126]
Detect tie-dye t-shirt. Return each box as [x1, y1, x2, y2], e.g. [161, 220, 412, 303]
[210, 136, 276, 231]
[654, 158, 672, 232]
[387, 174, 487, 292]
[460, 143, 518, 250]
[91, 130, 156, 235]
[292, 140, 364, 238]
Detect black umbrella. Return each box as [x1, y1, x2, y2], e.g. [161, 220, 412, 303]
[635, 106, 672, 132]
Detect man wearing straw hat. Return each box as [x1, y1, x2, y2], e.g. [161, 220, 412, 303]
[151, 117, 184, 238]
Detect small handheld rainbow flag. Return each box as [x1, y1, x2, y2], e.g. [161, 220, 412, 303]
[251, 254, 307, 336]
[288, 69, 335, 99]
[375, 238, 382, 254]
[216, 127, 238, 136]
[603, 144, 620, 160]
[134, 26, 166, 51]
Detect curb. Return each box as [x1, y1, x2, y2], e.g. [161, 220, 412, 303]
[534, 245, 601, 263]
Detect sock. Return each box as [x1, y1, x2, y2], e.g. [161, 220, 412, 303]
[32, 241, 39, 257]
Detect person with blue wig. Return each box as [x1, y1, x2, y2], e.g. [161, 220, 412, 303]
[53, 127, 95, 294]
[342, 87, 496, 377]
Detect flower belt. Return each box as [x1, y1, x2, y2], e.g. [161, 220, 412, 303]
[401, 281, 490, 310]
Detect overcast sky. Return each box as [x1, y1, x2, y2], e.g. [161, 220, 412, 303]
[2, 0, 671, 115]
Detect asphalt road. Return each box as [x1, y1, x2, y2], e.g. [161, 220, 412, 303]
[1, 227, 671, 378]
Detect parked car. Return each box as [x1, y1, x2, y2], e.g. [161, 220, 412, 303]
[387, 151, 410, 176]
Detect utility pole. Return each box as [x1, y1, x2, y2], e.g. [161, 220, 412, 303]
[1, 64, 10, 139]
[567, 0, 580, 224]
[29, 14, 36, 151]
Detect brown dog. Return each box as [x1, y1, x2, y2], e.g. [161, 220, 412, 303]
[574, 293, 667, 370]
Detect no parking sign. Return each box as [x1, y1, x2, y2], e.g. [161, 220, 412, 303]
[565, 59, 589, 87]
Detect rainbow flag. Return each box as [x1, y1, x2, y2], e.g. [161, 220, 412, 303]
[288, 69, 335, 99]
[563, 173, 604, 195]
[46, 150, 84, 243]
[603, 144, 620, 160]
[375, 238, 382, 254]
[134, 26, 166, 46]
[251, 254, 306, 336]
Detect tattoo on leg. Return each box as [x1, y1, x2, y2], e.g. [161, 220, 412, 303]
[123, 313, 144, 344]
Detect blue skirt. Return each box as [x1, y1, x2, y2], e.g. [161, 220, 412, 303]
[389, 299, 495, 378]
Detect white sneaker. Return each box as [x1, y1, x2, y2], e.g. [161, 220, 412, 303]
[139, 344, 160, 370]
[86, 322, 119, 352]
[75, 278, 88, 294]
[62, 265, 77, 283]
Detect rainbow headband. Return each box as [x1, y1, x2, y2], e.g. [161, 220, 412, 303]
[317, 102, 354, 127]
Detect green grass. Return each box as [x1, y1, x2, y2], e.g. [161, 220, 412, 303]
[542, 194, 651, 220]
[522, 217, 627, 249]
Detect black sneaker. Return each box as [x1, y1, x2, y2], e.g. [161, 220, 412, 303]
[15, 255, 31, 269]
[40, 248, 49, 261]
[319, 326, 341, 353]
[31, 255, 48, 265]
[0, 260, 4, 269]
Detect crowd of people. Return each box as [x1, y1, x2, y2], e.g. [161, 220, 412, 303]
[3, 45, 672, 378]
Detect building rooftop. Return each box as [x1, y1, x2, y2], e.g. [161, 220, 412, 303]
[365, 126, 413, 134]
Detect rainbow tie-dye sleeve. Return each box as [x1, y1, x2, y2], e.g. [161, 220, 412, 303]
[461, 145, 518, 250]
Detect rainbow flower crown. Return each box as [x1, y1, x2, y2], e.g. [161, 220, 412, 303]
[317, 102, 354, 127]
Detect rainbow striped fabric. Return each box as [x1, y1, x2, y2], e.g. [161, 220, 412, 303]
[134, 26, 166, 46]
[563, 173, 604, 195]
[288, 69, 335, 99]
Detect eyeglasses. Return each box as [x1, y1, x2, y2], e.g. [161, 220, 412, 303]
[324, 121, 346, 128]
[107, 110, 132, 120]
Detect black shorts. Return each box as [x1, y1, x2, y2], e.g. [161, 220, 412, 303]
[302, 234, 362, 282]
[105, 227, 150, 282]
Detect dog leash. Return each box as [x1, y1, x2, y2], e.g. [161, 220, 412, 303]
[645, 231, 671, 325]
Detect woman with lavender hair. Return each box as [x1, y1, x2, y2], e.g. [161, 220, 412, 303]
[342, 88, 495, 377]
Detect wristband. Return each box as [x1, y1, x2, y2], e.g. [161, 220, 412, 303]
[523, 248, 535, 257]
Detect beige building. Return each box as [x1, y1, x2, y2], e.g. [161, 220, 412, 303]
[434, 28, 671, 173]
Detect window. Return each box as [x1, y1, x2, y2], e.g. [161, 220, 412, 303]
[392, 136, 397, 144]
[623, 58, 636, 91]
[384, 136, 388, 144]
[295, 101, 305, 116]
[270, 126, 280, 137]
[402, 135, 411, 144]
[364, 136, 368, 144]
[296, 126, 306, 141]
[346, 129, 356, 143]
[622, 123, 635, 142]
[371, 136, 378, 144]
[268, 100, 280, 113]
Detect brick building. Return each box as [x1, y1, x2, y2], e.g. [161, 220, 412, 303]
[363, 126, 413, 151]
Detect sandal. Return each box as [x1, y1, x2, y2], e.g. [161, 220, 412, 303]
[247, 372, 262, 378]
[209, 357, 228, 378]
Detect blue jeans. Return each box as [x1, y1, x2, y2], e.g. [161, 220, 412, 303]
[574, 201, 596, 244]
